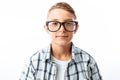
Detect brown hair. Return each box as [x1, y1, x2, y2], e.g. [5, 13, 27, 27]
[48, 2, 77, 19]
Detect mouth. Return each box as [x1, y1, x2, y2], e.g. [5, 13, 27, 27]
[56, 35, 68, 37]
[56, 35, 68, 38]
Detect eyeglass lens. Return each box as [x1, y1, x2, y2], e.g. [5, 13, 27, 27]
[46, 21, 78, 32]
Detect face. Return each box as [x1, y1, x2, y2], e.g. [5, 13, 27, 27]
[44, 9, 78, 46]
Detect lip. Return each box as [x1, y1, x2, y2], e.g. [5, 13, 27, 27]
[56, 35, 68, 39]
[56, 35, 68, 37]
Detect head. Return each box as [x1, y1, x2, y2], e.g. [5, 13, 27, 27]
[47, 2, 77, 20]
[44, 2, 79, 46]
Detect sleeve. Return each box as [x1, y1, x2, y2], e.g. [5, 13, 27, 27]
[88, 56, 102, 80]
[19, 58, 35, 80]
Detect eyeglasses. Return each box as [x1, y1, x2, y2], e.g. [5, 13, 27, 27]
[46, 21, 78, 32]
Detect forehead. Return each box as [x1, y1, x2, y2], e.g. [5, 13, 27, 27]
[47, 9, 75, 21]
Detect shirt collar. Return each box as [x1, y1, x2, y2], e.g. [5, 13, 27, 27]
[43, 42, 81, 62]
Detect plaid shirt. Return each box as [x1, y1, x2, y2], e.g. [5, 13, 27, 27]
[19, 43, 102, 80]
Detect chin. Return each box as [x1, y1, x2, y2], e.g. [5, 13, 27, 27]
[55, 41, 71, 46]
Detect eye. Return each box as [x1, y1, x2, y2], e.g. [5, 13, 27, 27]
[65, 22, 74, 26]
[51, 22, 59, 26]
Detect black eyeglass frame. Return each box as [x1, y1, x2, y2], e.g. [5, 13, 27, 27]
[46, 21, 78, 32]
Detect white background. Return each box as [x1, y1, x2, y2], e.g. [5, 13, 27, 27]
[0, 0, 120, 80]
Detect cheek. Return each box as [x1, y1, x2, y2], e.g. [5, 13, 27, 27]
[68, 33, 74, 39]
[49, 33, 56, 39]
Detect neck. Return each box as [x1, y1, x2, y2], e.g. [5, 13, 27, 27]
[51, 43, 72, 61]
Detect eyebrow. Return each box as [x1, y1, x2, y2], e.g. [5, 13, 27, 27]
[47, 19, 74, 22]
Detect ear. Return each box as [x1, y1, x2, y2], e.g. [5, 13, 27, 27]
[74, 24, 79, 34]
[44, 25, 49, 34]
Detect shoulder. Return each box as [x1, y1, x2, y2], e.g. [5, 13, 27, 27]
[30, 45, 51, 62]
[72, 44, 95, 63]
[26, 45, 51, 69]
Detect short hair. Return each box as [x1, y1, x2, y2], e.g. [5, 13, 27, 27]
[48, 2, 77, 19]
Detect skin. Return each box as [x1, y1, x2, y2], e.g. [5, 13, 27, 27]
[44, 9, 79, 61]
